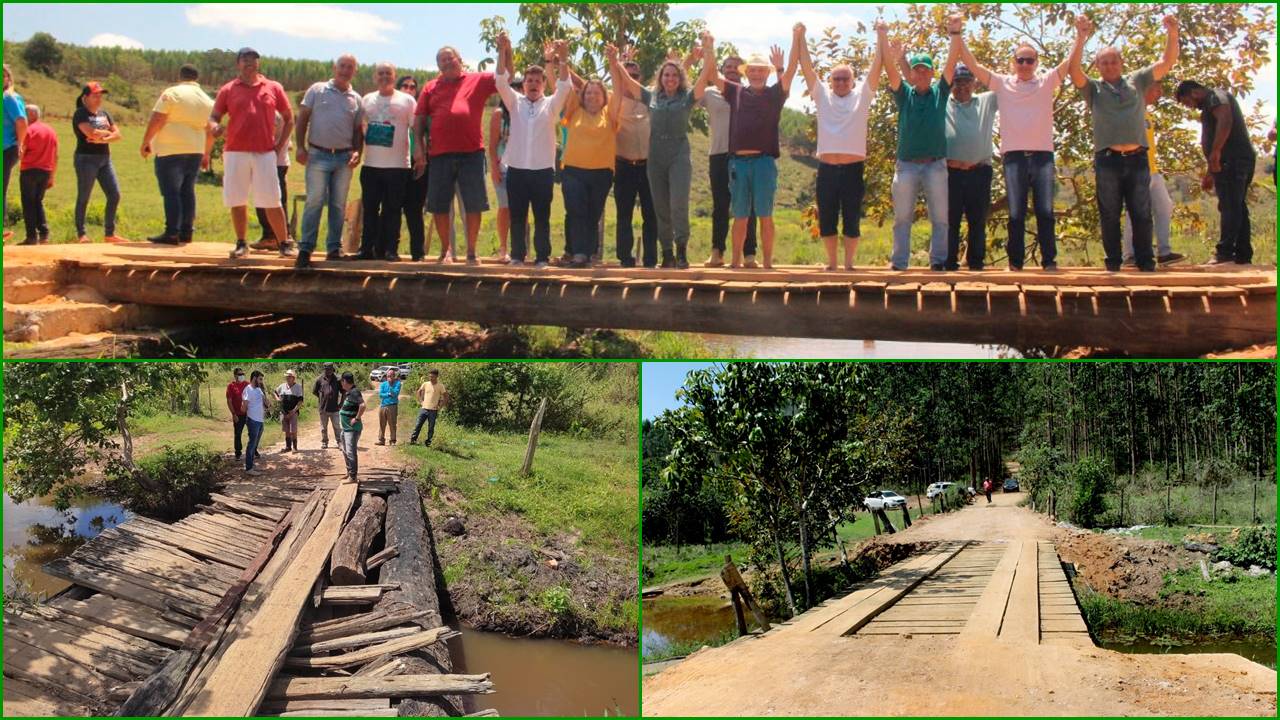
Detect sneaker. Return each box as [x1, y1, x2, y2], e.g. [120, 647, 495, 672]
[230, 241, 249, 259]
[1007, 264, 1023, 272]
[890, 264, 908, 271]
[326, 249, 342, 261]
[20, 237, 38, 246]
[1205, 257, 1235, 266]
[534, 261, 549, 269]
[250, 238, 279, 251]
[321, 443, 328, 449]
[620, 259, 637, 268]
[1042, 263, 1059, 273]
[295, 250, 313, 270]
[929, 264, 946, 272]
[278, 242, 297, 258]
[507, 258, 525, 266]
[179, 233, 194, 244]
[411, 255, 425, 262]
[569, 254, 589, 268]
[390, 440, 397, 446]
[148, 233, 182, 245]
[376, 439, 386, 446]
[1158, 252, 1186, 266]
[103, 235, 130, 244]
[245, 468, 262, 476]
[1122, 258, 1138, 268]
[676, 258, 690, 270]
[385, 252, 402, 262]
[354, 252, 376, 261]
[660, 257, 676, 269]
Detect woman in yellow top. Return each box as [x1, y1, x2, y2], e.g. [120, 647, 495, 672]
[561, 78, 620, 267]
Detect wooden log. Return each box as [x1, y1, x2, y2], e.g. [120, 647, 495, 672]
[285, 627, 458, 669]
[260, 698, 394, 714]
[719, 555, 770, 632]
[182, 482, 359, 716]
[366, 544, 400, 572]
[331, 493, 388, 585]
[266, 674, 494, 700]
[520, 398, 549, 475]
[297, 607, 430, 645]
[293, 626, 421, 656]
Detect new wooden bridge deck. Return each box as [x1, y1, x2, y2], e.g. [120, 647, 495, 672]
[5, 243, 1275, 355]
[2, 469, 493, 717]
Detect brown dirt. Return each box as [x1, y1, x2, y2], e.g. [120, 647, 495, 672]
[643, 491, 1277, 716]
[1052, 529, 1192, 603]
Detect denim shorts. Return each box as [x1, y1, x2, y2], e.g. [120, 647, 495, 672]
[492, 164, 509, 209]
[426, 150, 490, 214]
[729, 154, 778, 218]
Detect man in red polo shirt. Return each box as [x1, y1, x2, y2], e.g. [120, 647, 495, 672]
[17, 104, 56, 244]
[211, 47, 295, 260]
[411, 45, 496, 265]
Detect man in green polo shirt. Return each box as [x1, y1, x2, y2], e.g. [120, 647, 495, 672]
[1070, 14, 1180, 273]
[338, 371, 365, 482]
[885, 30, 960, 271]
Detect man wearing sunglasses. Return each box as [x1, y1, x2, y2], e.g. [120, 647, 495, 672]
[613, 54, 658, 268]
[952, 14, 1088, 271]
[1070, 14, 1180, 273]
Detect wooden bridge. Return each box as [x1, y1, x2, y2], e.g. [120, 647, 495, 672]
[2, 466, 494, 717]
[4, 243, 1275, 356]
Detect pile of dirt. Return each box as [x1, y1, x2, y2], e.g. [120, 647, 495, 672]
[1053, 528, 1193, 602]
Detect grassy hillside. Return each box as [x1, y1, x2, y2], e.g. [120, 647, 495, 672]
[4, 54, 1275, 268]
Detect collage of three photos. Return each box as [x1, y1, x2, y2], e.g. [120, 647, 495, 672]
[1, 1, 1277, 717]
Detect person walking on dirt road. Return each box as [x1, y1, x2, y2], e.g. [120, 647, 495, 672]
[410, 369, 447, 446]
[377, 367, 401, 445]
[242, 370, 271, 476]
[275, 369, 304, 452]
[982, 478, 993, 504]
[338, 371, 366, 482]
[225, 367, 250, 461]
[313, 362, 343, 449]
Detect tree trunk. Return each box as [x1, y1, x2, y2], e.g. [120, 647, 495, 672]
[798, 511, 812, 610]
[331, 494, 387, 585]
[772, 532, 797, 618]
[117, 383, 135, 470]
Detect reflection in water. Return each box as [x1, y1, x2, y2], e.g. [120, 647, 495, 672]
[449, 626, 638, 717]
[1102, 639, 1277, 670]
[3, 491, 131, 597]
[642, 596, 738, 658]
[703, 336, 1018, 360]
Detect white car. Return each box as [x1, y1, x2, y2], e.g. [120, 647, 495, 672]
[863, 490, 907, 511]
[370, 366, 396, 382]
[926, 482, 956, 500]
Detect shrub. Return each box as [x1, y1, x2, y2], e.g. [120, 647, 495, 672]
[1216, 525, 1277, 571]
[22, 33, 63, 76]
[1068, 456, 1111, 528]
[102, 443, 222, 521]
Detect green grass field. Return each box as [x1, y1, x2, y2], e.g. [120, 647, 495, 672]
[6, 58, 1275, 267]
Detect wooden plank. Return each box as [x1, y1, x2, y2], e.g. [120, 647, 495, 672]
[320, 584, 397, 605]
[2, 676, 90, 716]
[365, 544, 399, 572]
[1, 640, 107, 709]
[260, 698, 394, 713]
[209, 493, 288, 521]
[49, 594, 189, 647]
[296, 607, 431, 645]
[293, 626, 421, 656]
[184, 481, 359, 715]
[285, 627, 458, 669]
[3, 614, 151, 682]
[275, 708, 398, 716]
[266, 674, 494, 700]
[18, 604, 173, 664]
[43, 556, 209, 618]
[115, 518, 253, 569]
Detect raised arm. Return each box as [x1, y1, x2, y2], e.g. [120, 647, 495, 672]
[942, 19, 961, 84]
[606, 43, 643, 101]
[1066, 14, 1092, 87]
[866, 21, 887, 94]
[794, 24, 818, 92]
[493, 32, 519, 110]
[949, 14, 993, 86]
[1151, 14, 1179, 81]
[885, 38, 904, 92]
[699, 32, 726, 94]
[606, 75, 622, 127]
[550, 40, 574, 114]
[779, 32, 800, 96]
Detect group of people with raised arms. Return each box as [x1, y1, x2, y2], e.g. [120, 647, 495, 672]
[0, 11, 1263, 271]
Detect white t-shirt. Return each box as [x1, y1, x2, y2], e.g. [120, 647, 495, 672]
[496, 72, 573, 170]
[989, 69, 1062, 153]
[360, 90, 416, 169]
[812, 78, 876, 158]
[242, 385, 266, 422]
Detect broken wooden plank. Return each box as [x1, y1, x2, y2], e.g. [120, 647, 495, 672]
[285, 627, 458, 669]
[293, 626, 421, 656]
[365, 544, 399, 572]
[259, 697, 394, 714]
[266, 674, 494, 700]
[320, 584, 398, 605]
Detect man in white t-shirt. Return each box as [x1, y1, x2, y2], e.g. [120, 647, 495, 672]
[241, 370, 271, 475]
[797, 22, 884, 271]
[359, 62, 417, 261]
[953, 14, 1088, 271]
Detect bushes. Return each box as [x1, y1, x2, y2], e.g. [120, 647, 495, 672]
[102, 443, 222, 521]
[1068, 457, 1111, 528]
[445, 363, 635, 442]
[1217, 525, 1277, 571]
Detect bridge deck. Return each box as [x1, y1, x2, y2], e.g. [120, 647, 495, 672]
[5, 243, 1275, 355]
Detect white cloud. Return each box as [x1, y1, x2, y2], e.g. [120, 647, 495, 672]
[185, 3, 399, 44]
[87, 33, 143, 50]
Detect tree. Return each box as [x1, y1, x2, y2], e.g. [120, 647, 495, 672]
[22, 32, 63, 76]
[4, 363, 204, 510]
[802, 3, 1275, 264]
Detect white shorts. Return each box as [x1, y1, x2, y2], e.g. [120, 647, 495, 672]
[222, 151, 282, 208]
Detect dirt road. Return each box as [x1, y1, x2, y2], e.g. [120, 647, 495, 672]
[643, 493, 1277, 716]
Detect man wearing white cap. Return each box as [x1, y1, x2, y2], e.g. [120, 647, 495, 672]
[275, 369, 304, 452]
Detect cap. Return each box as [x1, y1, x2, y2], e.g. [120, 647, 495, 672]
[81, 81, 109, 96]
[908, 53, 934, 70]
[324, 362, 336, 370]
[954, 63, 974, 81]
[237, 47, 260, 60]
[285, 369, 296, 377]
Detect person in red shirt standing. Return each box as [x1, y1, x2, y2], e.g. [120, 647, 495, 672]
[210, 48, 295, 260]
[225, 367, 253, 461]
[411, 46, 496, 265]
[18, 104, 56, 245]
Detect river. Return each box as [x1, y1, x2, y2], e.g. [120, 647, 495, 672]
[702, 335, 1018, 359]
[3, 490, 131, 597]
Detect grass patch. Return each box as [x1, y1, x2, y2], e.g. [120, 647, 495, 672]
[644, 626, 738, 663]
[1078, 568, 1277, 642]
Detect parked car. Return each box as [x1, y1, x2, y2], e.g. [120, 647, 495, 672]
[1003, 477, 1020, 492]
[864, 490, 907, 511]
[397, 363, 414, 377]
[370, 365, 396, 382]
[926, 481, 956, 500]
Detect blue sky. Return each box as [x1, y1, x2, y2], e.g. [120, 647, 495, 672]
[642, 362, 714, 420]
[5, 3, 1274, 115]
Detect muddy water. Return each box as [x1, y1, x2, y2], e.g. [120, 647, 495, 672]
[449, 627, 638, 716]
[642, 596, 739, 658]
[1102, 638, 1277, 669]
[3, 491, 131, 597]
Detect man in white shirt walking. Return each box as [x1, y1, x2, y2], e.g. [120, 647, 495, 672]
[242, 370, 272, 476]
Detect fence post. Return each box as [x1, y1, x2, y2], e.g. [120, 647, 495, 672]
[1212, 485, 1218, 525]
[520, 397, 549, 476]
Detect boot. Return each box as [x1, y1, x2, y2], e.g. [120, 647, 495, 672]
[675, 244, 689, 270]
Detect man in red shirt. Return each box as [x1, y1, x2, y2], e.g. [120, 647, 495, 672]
[211, 48, 295, 260]
[225, 367, 252, 460]
[17, 104, 56, 244]
[411, 46, 496, 265]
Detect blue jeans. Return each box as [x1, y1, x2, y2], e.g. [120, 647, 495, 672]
[1095, 151, 1153, 271]
[245, 418, 264, 471]
[411, 408, 438, 444]
[1123, 173, 1173, 262]
[562, 167, 613, 260]
[300, 149, 354, 254]
[155, 154, 202, 236]
[1212, 156, 1255, 264]
[890, 159, 948, 269]
[74, 153, 121, 237]
[1002, 151, 1056, 269]
[342, 427, 361, 479]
